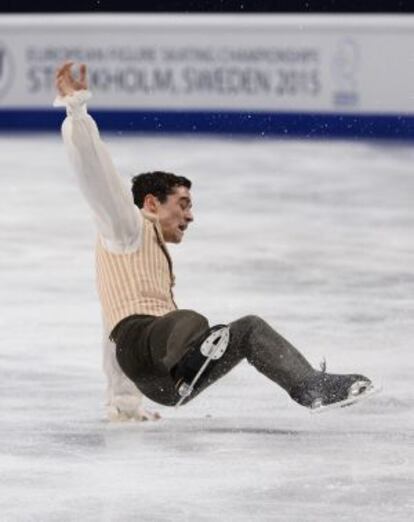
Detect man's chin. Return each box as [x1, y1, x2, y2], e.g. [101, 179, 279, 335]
[163, 228, 186, 243]
[165, 234, 184, 244]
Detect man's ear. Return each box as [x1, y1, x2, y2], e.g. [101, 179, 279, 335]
[143, 194, 160, 214]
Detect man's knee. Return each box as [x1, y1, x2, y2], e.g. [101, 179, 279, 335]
[166, 309, 209, 330]
[242, 314, 265, 326]
[231, 314, 265, 334]
[157, 309, 210, 371]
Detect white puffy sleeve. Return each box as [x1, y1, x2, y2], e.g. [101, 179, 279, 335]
[55, 90, 142, 252]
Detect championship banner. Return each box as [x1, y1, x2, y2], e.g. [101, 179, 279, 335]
[1, 14, 413, 137]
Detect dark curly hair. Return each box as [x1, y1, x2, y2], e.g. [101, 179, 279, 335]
[131, 171, 192, 209]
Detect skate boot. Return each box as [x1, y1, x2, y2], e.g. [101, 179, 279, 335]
[290, 363, 374, 411]
[172, 324, 230, 407]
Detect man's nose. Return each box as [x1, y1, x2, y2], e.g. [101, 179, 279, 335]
[186, 209, 194, 222]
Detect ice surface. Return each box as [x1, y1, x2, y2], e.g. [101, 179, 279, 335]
[0, 134, 413, 521]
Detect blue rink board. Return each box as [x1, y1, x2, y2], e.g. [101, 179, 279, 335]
[1, 109, 414, 139]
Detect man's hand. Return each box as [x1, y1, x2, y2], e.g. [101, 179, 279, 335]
[55, 61, 88, 98]
[106, 395, 161, 423]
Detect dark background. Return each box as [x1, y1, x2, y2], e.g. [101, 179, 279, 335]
[1, 1, 412, 13]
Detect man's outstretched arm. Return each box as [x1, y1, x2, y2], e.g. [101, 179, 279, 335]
[55, 63, 160, 422]
[55, 62, 141, 253]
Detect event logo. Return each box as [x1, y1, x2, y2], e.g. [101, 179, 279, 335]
[331, 38, 360, 108]
[0, 43, 14, 100]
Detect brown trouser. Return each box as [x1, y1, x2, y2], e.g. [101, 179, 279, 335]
[112, 309, 314, 407]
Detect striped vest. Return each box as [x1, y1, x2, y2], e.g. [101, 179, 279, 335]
[96, 210, 177, 332]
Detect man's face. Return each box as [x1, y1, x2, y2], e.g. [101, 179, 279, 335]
[157, 186, 194, 243]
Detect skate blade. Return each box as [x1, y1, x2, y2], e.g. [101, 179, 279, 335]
[310, 382, 381, 414]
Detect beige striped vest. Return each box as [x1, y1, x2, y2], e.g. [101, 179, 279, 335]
[96, 210, 177, 332]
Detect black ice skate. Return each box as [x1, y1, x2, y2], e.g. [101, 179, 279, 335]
[290, 363, 377, 412]
[173, 325, 230, 407]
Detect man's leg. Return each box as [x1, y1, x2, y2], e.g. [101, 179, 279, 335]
[114, 310, 211, 406]
[116, 312, 316, 406]
[187, 315, 371, 408]
[114, 311, 370, 408]
[186, 314, 315, 402]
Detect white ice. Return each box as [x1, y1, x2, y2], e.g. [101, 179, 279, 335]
[0, 134, 413, 521]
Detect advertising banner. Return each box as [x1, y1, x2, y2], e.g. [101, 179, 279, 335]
[1, 15, 413, 137]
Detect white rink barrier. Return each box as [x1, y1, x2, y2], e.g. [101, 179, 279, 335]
[0, 14, 413, 138]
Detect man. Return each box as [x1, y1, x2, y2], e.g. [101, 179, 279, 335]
[55, 62, 373, 419]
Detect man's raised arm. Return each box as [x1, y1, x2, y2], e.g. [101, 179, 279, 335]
[54, 62, 141, 253]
